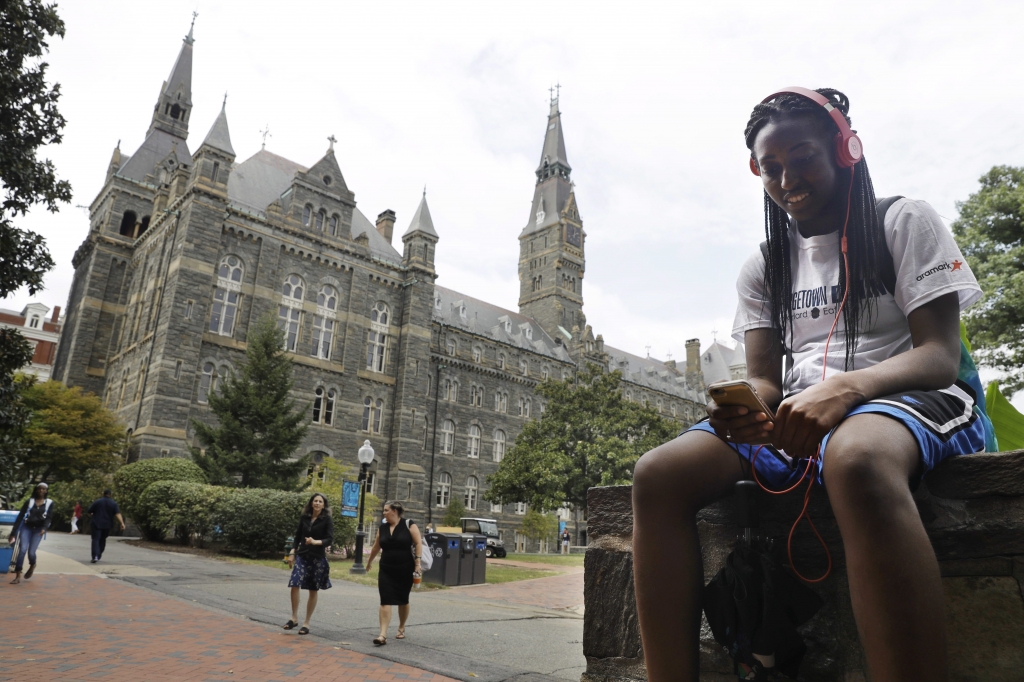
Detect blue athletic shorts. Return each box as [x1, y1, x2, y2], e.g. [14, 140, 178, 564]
[687, 381, 987, 489]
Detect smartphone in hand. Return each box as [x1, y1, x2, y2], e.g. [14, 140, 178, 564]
[707, 380, 775, 445]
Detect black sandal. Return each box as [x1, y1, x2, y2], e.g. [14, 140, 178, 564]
[373, 635, 387, 646]
[298, 626, 310, 635]
[283, 620, 298, 630]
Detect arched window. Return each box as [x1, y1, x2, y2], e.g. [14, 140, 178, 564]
[119, 210, 137, 237]
[313, 387, 336, 425]
[467, 425, 481, 458]
[524, 399, 531, 418]
[315, 209, 325, 231]
[317, 285, 338, 311]
[498, 353, 506, 370]
[366, 302, 389, 373]
[444, 379, 458, 403]
[374, 398, 383, 433]
[312, 286, 337, 360]
[471, 385, 483, 407]
[198, 363, 216, 403]
[436, 472, 452, 507]
[422, 416, 429, 449]
[542, 366, 549, 380]
[361, 397, 384, 433]
[657, 399, 664, 413]
[494, 391, 508, 413]
[493, 430, 506, 462]
[329, 214, 339, 236]
[520, 358, 528, 376]
[446, 338, 456, 356]
[302, 205, 313, 226]
[211, 257, 244, 337]
[278, 275, 304, 352]
[441, 419, 455, 454]
[465, 476, 479, 510]
[138, 215, 151, 236]
[218, 255, 243, 283]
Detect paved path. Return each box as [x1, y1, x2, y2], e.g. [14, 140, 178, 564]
[1, 574, 453, 682]
[3, 534, 584, 682]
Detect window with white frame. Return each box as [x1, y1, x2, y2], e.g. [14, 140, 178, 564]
[198, 363, 216, 403]
[28, 316, 40, 329]
[436, 472, 452, 507]
[494, 391, 508, 413]
[465, 476, 479, 510]
[519, 358, 528, 376]
[362, 397, 384, 433]
[367, 472, 377, 495]
[515, 502, 527, 515]
[366, 302, 389, 372]
[313, 387, 336, 426]
[278, 275, 304, 352]
[493, 429, 506, 462]
[444, 378, 459, 403]
[490, 500, 503, 514]
[446, 337, 456, 356]
[472, 346, 482, 362]
[441, 419, 455, 454]
[470, 385, 483, 407]
[209, 283, 240, 336]
[467, 425, 481, 458]
[498, 353, 505, 370]
[311, 315, 334, 359]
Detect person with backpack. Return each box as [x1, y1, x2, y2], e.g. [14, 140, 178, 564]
[632, 88, 986, 681]
[8, 483, 54, 584]
[87, 489, 125, 563]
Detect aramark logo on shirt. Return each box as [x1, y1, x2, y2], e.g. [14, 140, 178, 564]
[916, 259, 963, 282]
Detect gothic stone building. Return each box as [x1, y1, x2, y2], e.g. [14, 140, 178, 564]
[53, 28, 707, 537]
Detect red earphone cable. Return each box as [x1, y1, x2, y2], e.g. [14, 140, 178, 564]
[749, 168, 855, 583]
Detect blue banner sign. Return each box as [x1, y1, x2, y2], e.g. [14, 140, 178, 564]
[342, 480, 361, 518]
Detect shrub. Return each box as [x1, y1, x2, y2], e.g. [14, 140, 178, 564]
[137, 481, 229, 546]
[114, 458, 206, 539]
[215, 487, 307, 557]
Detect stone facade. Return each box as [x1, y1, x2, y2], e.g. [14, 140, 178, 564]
[52, 27, 707, 538]
[583, 448, 1024, 681]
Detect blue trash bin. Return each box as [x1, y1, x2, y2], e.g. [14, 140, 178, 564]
[0, 509, 18, 574]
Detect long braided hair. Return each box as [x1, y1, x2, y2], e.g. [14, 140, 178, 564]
[743, 88, 886, 372]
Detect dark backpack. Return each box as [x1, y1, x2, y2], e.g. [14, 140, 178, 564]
[24, 500, 50, 530]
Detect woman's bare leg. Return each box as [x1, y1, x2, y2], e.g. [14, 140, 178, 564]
[398, 604, 410, 629]
[303, 590, 318, 627]
[824, 414, 947, 682]
[633, 431, 748, 681]
[378, 605, 392, 638]
[290, 586, 300, 623]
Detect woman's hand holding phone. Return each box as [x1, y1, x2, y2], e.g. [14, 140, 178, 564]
[706, 381, 775, 445]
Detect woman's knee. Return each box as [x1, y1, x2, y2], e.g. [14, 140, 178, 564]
[633, 433, 736, 515]
[824, 418, 917, 504]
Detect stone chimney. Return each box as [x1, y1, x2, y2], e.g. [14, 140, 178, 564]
[685, 338, 705, 393]
[50, 306, 61, 323]
[376, 209, 396, 244]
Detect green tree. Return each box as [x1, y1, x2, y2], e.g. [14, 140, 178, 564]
[192, 315, 309, 488]
[443, 497, 466, 527]
[485, 364, 680, 517]
[18, 379, 125, 482]
[520, 508, 559, 551]
[953, 165, 1024, 394]
[0, 329, 33, 501]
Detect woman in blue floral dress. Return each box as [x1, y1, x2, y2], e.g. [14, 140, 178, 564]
[284, 493, 333, 635]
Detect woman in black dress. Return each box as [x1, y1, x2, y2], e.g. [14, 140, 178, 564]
[283, 493, 333, 635]
[365, 500, 422, 645]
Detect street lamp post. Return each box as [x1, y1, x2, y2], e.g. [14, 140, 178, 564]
[349, 440, 375, 575]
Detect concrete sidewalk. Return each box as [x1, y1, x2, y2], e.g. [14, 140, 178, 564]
[1, 573, 453, 682]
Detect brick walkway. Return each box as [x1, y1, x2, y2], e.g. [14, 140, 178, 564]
[0, 574, 456, 682]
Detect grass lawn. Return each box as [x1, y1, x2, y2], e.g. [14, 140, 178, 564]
[504, 552, 584, 567]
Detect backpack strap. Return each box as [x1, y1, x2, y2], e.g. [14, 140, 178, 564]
[874, 196, 903, 295]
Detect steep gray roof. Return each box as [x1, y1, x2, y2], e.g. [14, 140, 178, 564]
[520, 177, 573, 236]
[117, 130, 192, 184]
[351, 206, 402, 261]
[164, 35, 193, 103]
[604, 344, 706, 403]
[227, 149, 306, 213]
[201, 104, 234, 156]
[433, 285, 572, 363]
[537, 99, 570, 173]
[403, 194, 438, 238]
[700, 341, 746, 387]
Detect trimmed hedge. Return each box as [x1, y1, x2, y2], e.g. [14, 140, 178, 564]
[114, 458, 206, 540]
[216, 487, 307, 557]
[137, 481, 230, 545]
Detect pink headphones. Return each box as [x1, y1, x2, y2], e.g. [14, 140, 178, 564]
[749, 86, 863, 176]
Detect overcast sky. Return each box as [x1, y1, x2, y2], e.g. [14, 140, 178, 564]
[6, 1, 1023, 403]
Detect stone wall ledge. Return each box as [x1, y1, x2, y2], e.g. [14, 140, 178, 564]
[583, 448, 1024, 681]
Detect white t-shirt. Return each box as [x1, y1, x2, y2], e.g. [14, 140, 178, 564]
[732, 198, 982, 396]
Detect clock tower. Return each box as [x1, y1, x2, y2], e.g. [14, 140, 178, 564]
[518, 92, 586, 344]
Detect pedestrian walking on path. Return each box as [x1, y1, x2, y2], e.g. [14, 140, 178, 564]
[87, 489, 125, 563]
[365, 500, 422, 645]
[284, 492, 333, 636]
[561, 529, 571, 554]
[8, 483, 54, 584]
[70, 500, 83, 534]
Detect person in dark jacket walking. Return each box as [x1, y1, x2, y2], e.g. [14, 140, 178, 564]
[8, 483, 54, 584]
[87, 490, 125, 563]
[283, 493, 333, 635]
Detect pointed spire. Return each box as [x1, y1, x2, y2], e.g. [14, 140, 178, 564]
[148, 20, 194, 138]
[186, 10, 197, 45]
[202, 100, 234, 156]
[536, 87, 571, 180]
[403, 192, 438, 238]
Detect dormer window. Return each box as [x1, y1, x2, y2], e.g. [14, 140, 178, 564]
[28, 316, 40, 329]
[323, 175, 332, 186]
